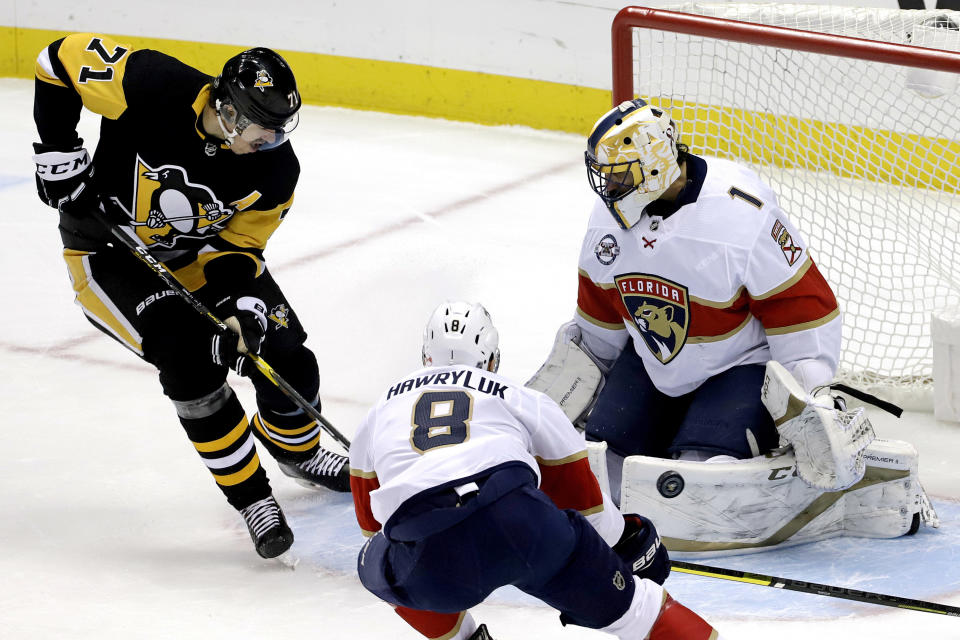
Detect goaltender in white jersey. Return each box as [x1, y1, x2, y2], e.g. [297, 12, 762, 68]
[351, 301, 720, 640]
[577, 155, 840, 397]
[528, 99, 937, 555]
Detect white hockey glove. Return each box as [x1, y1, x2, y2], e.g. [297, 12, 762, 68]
[525, 321, 605, 425]
[761, 360, 875, 491]
[32, 140, 100, 216]
[211, 296, 268, 375]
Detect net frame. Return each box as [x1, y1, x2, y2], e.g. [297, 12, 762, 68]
[611, 5, 960, 406]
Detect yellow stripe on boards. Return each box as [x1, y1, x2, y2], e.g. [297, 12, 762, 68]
[8, 26, 954, 190]
[3, 27, 609, 135]
[649, 97, 960, 194]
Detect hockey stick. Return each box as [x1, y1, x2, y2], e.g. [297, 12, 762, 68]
[670, 560, 960, 617]
[97, 215, 351, 451]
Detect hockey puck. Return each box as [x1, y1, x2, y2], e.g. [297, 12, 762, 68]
[657, 471, 684, 498]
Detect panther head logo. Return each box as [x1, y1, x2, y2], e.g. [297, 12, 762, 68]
[616, 274, 690, 364]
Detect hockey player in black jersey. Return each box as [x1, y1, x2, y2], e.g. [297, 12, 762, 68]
[31, 34, 349, 559]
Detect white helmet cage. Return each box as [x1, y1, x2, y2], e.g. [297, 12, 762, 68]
[422, 301, 501, 372]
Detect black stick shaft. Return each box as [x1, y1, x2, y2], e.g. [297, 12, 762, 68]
[103, 222, 351, 450]
[671, 560, 960, 617]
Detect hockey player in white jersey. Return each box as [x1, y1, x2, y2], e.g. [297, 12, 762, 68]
[528, 99, 937, 552]
[350, 301, 720, 640]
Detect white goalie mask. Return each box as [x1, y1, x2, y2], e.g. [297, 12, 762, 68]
[585, 99, 682, 230]
[422, 301, 501, 372]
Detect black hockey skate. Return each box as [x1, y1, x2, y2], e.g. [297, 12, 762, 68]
[467, 625, 494, 640]
[277, 446, 350, 492]
[239, 496, 294, 559]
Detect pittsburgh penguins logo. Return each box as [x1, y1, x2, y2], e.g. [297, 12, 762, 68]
[254, 69, 274, 91]
[616, 273, 690, 364]
[111, 157, 237, 249]
[268, 304, 291, 329]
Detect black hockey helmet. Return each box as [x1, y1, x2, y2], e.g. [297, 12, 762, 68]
[212, 47, 301, 143]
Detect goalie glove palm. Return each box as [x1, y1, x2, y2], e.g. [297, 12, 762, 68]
[211, 296, 268, 376]
[32, 140, 99, 215]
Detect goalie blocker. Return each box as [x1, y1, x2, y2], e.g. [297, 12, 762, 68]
[525, 321, 606, 426]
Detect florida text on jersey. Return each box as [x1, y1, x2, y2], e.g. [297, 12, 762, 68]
[34, 33, 300, 291]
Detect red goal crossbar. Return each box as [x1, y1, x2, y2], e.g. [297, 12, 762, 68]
[611, 6, 960, 105]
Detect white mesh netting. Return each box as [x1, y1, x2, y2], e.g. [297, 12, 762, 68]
[630, 3, 960, 406]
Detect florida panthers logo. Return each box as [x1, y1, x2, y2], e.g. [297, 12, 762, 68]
[254, 69, 274, 91]
[616, 273, 689, 364]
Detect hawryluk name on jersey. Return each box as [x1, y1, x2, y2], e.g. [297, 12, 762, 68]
[387, 369, 509, 401]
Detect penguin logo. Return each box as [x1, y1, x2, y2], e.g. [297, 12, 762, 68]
[268, 304, 291, 329]
[118, 157, 237, 248]
[254, 69, 274, 91]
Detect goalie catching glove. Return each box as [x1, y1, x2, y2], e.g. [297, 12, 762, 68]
[32, 140, 99, 216]
[211, 296, 268, 376]
[761, 360, 875, 491]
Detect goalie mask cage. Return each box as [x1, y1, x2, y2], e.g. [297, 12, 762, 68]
[612, 4, 960, 407]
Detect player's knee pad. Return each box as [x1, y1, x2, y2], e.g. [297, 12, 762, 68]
[618, 438, 937, 557]
[171, 382, 234, 420]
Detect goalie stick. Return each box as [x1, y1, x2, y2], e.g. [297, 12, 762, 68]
[95, 210, 351, 451]
[670, 561, 960, 617]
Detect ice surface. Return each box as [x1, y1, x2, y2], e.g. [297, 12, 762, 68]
[2, 78, 958, 638]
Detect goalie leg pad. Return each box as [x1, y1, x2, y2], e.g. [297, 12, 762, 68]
[618, 438, 930, 556]
[761, 360, 875, 490]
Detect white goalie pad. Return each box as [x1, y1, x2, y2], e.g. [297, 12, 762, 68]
[585, 440, 610, 497]
[761, 360, 875, 490]
[525, 324, 604, 425]
[617, 438, 938, 558]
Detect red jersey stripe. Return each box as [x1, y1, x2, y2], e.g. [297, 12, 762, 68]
[538, 457, 604, 513]
[350, 473, 381, 534]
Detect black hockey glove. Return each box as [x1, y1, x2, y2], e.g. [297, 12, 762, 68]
[613, 514, 670, 585]
[32, 140, 100, 216]
[211, 296, 268, 376]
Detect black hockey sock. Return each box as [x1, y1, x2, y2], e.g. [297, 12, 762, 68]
[251, 403, 321, 464]
[176, 387, 271, 510]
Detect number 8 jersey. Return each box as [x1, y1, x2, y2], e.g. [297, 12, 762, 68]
[349, 364, 623, 545]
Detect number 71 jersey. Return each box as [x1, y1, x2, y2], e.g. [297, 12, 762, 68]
[349, 364, 605, 536]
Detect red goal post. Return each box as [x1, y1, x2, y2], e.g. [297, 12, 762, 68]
[608, 5, 960, 408]
[611, 6, 960, 104]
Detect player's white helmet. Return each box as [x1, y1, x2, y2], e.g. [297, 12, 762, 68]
[422, 301, 500, 372]
[585, 99, 682, 230]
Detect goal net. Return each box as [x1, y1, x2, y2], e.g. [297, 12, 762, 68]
[613, 4, 960, 407]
